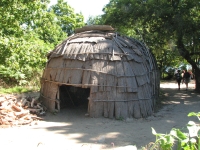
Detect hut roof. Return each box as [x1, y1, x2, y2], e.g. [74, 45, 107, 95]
[48, 25, 150, 64]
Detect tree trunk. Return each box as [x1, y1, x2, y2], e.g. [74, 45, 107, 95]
[195, 69, 200, 92]
[177, 35, 200, 92]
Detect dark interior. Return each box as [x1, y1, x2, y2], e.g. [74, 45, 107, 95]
[59, 85, 90, 109]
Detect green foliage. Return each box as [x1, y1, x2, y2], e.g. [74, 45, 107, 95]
[116, 116, 124, 121]
[0, 0, 85, 87]
[32, 10, 66, 45]
[0, 32, 52, 85]
[49, 0, 85, 36]
[142, 112, 200, 150]
[102, 0, 200, 90]
[87, 15, 104, 25]
[0, 86, 38, 94]
[188, 112, 200, 121]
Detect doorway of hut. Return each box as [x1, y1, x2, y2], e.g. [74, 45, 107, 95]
[59, 85, 90, 111]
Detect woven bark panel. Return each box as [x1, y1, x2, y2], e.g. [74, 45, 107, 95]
[49, 42, 64, 58]
[88, 94, 104, 118]
[93, 39, 113, 51]
[132, 101, 141, 118]
[69, 44, 83, 59]
[136, 74, 149, 86]
[87, 100, 154, 119]
[89, 100, 153, 119]
[47, 83, 58, 112]
[68, 61, 83, 84]
[130, 62, 146, 76]
[69, 37, 105, 43]
[105, 75, 114, 91]
[43, 82, 50, 98]
[62, 43, 74, 57]
[103, 102, 109, 118]
[40, 82, 51, 110]
[47, 57, 63, 68]
[145, 99, 153, 116]
[40, 96, 49, 111]
[139, 100, 147, 117]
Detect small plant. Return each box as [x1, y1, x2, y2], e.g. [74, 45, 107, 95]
[52, 111, 57, 115]
[142, 112, 200, 150]
[0, 86, 39, 94]
[116, 116, 124, 121]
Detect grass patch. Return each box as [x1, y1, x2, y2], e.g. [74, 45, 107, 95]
[0, 86, 39, 94]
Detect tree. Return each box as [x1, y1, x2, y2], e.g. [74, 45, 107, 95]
[102, 0, 200, 91]
[0, 0, 65, 85]
[49, 0, 85, 36]
[86, 15, 104, 25]
[32, 10, 66, 45]
[0, 0, 86, 86]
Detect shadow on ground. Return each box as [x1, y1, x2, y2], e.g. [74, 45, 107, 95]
[30, 82, 200, 149]
[1, 81, 200, 150]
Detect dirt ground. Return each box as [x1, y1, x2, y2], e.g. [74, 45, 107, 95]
[0, 80, 200, 150]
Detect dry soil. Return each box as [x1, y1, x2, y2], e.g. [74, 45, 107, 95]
[0, 80, 199, 150]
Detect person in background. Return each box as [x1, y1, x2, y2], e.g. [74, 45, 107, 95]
[181, 70, 185, 84]
[188, 70, 194, 80]
[183, 70, 191, 90]
[175, 70, 182, 90]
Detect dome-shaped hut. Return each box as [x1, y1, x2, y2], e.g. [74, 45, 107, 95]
[40, 25, 160, 119]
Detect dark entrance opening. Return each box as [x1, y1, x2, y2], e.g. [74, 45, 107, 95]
[59, 85, 90, 109]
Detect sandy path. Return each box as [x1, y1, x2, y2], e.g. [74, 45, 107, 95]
[0, 80, 199, 150]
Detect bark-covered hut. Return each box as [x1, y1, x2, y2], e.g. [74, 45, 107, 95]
[40, 25, 160, 119]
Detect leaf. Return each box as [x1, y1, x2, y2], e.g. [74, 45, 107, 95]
[152, 127, 157, 135]
[174, 128, 188, 140]
[188, 112, 200, 118]
[188, 112, 198, 117]
[187, 121, 199, 137]
[170, 128, 178, 137]
[190, 138, 196, 143]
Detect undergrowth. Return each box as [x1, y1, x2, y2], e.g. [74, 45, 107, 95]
[0, 86, 39, 94]
[140, 112, 200, 150]
[0, 71, 41, 94]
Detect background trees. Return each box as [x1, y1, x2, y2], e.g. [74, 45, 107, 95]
[0, 0, 199, 92]
[102, 0, 200, 91]
[0, 0, 85, 86]
[49, 0, 85, 36]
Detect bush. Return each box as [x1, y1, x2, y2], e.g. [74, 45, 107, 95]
[0, 33, 53, 87]
[141, 112, 200, 150]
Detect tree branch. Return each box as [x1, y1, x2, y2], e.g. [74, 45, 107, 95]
[176, 35, 199, 70]
[189, 52, 200, 56]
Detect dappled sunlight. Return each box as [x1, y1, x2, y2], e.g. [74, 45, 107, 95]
[35, 121, 72, 128]
[90, 132, 120, 143]
[169, 101, 182, 104]
[174, 94, 191, 98]
[183, 101, 200, 105]
[164, 93, 169, 96]
[0, 120, 122, 149]
[23, 112, 127, 149]
[67, 133, 85, 140]
[160, 83, 178, 88]
[160, 80, 197, 104]
[178, 95, 191, 98]
[105, 132, 120, 138]
[0, 81, 199, 149]
[166, 120, 175, 123]
[160, 80, 195, 90]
